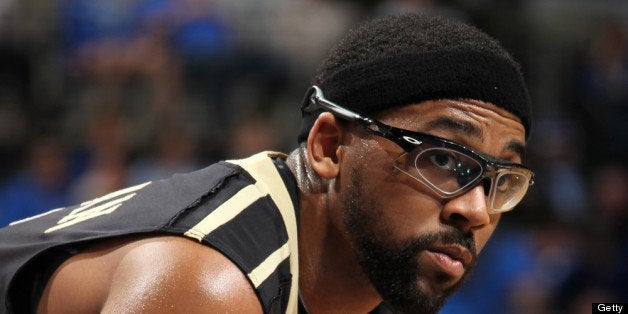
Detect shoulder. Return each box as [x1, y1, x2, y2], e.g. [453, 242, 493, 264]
[38, 235, 263, 313]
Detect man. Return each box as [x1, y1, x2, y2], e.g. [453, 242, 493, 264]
[0, 14, 534, 313]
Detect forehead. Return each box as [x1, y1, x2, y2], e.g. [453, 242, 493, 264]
[375, 99, 527, 158]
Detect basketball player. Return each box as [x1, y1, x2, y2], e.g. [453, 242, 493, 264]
[0, 13, 534, 313]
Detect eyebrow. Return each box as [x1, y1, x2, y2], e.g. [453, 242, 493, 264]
[424, 117, 527, 158]
[506, 140, 526, 159]
[424, 117, 484, 140]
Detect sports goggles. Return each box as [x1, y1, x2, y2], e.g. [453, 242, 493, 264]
[302, 86, 535, 213]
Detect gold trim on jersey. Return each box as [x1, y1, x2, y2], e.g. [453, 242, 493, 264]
[182, 152, 298, 313]
[226, 152, 299, 314]
[44, 182, 151, 233]
[248, 241, 291, 287]
[184, 184, 265, 241]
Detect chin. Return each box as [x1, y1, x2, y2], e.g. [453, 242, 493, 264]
[382, 274, 463, 314]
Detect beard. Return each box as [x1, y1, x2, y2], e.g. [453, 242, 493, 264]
[343, 169, 478, 314]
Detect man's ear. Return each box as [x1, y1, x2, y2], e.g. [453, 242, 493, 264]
[306, 112, 344, 179]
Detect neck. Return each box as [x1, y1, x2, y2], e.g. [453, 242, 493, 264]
[286, 149, 382, 313]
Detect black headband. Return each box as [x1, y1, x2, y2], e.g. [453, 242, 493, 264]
[298, 50, 531, 142]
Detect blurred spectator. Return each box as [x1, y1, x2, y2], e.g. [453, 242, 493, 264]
[548, 163, 628, 311]
[533, 110, 588, 223]
[212, 0, 360, 77]
[60, 0, 141, 78]
[591, 163, 628, 230]
[59, 0, 188, 155]
[0, 135, 70, 226]
[131, 0, 235, 120]
[128, 119, 199, 185]
[59, 0, 258, 161]
[577, 19, 628, 163]
[69, 110, 129, 203]
[0, 47, 29, 180]
[226, 114, 282, 159]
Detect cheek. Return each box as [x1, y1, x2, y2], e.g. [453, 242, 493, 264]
[382, 168, 443, 231]
[388, 195, 435, 227]
[339, 140, 443, 239]
[364, 175, 444, 239]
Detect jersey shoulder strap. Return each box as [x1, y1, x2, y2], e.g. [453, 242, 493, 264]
[227, 152, 299, 314]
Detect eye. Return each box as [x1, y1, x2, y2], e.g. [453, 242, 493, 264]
[496, 175, 511, 192]
[496, 173, 527, 193]
[429, 152, 457, 170]
[496, 173, 522, 193]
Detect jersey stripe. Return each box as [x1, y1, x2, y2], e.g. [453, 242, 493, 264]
[248, 241, 290, 287]
[184, 184, 265, 241]
[227, 152, 299, 314]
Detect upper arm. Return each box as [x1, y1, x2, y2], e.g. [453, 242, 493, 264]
[38, 236, 263, 313]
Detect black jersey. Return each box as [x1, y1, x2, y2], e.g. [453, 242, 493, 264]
[0, 152, 300, 314]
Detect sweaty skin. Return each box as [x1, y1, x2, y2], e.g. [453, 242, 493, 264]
[37, 99, 525, 313]
[37, 236, 263, 313]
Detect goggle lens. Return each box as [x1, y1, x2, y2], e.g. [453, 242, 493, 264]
[489, 171, 531, 211]
[394, 147, 533, 213]
[413, 147, 483, 193]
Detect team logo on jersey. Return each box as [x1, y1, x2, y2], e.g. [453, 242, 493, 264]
[45, 182, 151, 233]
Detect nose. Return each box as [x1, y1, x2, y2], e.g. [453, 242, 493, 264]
[441, 184, 491, 232]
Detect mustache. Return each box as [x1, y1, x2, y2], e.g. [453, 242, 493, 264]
[405, 228, 477, 262]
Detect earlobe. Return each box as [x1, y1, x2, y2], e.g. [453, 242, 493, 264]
[306, 113, 343, 179]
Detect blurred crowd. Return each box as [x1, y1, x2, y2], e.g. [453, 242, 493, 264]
[0, 0, 626, 313]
